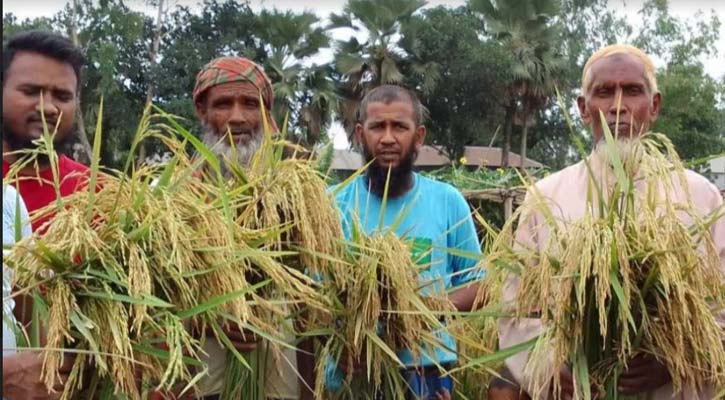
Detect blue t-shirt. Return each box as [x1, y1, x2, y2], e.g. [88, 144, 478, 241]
[326, 173, 483, 388]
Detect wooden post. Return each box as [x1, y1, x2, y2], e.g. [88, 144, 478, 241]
[504, 194, 513, 221]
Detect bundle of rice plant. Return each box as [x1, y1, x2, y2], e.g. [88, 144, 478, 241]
[448, 216, 509, 400]
[4, 105, 313, 400]
[477, 126, 725, 399]
[6, 158, 214, 399]
[158, 109, 340, 399]
[230, 138, 345, 279]
[314, 223, 453, 399]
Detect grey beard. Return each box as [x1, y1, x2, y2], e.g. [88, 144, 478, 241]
[201, 123, 262, 179]
[593, 137, 643, 173]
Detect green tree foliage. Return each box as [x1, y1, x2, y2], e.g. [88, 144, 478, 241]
[2, 13, 55, 36]
[556, 0, 632, 88]
[401, 6, 512, 160]
[469, 0, 567, 167]
[631, 0, 724, 161]
[634, 0, 721, 66]
[4, 1, 151, 166]
[153, 0, 263, 138]
[68, 0, 150, 165]
[2, 0, 723, 173]
[328, 0, 435, 138]
[256, 10, 337, 145]
[654, 64, 725, 161]
[524, 0, 633, 170]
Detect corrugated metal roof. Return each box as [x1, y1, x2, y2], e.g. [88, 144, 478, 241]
[331, 145, 544, 170]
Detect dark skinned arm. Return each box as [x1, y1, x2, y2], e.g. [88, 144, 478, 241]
[297, 337, 316, 400]
[617, 354, 671, 395]
[448, 282, 481, 312]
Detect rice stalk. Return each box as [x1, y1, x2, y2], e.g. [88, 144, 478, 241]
[314, 227, 453, 399]
[471, 131, 725, 399]
[4, 108, 304, 399]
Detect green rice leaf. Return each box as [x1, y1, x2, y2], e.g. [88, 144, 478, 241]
[86, 97, 104, 221]
[207, 317, 251, 370]
[31, 290, 47, 348]
[152, 105, 221, 176]
[69, 310, 101, 359]
[176, 279, 271, 319]
[573, 346, 592, 400]
[600, 110, 629, 189]
[448, 335, 539, 375]
[377, 166, 393, 230]
[331, 158, 374, 196]
[153, 156, 179, 194]
[80, 291, 173, 308]
[13, 190, 23, 243]
[366, 330, 404, 367]
[132, 344, 204, 367]
[175, 368, 209, 397]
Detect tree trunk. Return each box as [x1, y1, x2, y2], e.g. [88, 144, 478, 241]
[138, 0, 165, 165]
[520, 103, 530, 169]
[69, 0, 92, 164]
[502, 102, 515, 168]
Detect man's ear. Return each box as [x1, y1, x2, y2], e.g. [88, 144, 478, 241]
[415, 125, 426, 150]
[354, 123, 364, 149]
[194, 100, 207, 121]
[577, 95, 591, 125]
[649, 92, 662, 123]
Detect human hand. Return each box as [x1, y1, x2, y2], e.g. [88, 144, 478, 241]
[556, 366, 575, 400]
[617, 353, 671, 395]
[208, 324, 259, 353]
[339, 347, 367, 376]
[434, 388, 452, 400]
[190, 320, 260, 353]
[555, 366, 600, 400]
[149, 386, 196, 400]
[2, 352, 74, 400]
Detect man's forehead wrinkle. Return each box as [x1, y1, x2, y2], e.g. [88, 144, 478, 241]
[208, 84, 260, 101]
[366, 115, 408, 124]
[588, 65, 648, 93]
[590, 76, 648, 89]
[212, 91, 258, 100]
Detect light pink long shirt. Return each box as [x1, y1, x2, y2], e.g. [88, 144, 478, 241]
[498, 153, 725, 399]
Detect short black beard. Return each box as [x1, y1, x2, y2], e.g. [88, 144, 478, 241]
[362, 144, 417, 198]
[2, 122, 74, 165]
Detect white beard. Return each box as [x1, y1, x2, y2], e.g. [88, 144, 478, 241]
[593, 136, 643, 173]
[201, 123, 263, 179]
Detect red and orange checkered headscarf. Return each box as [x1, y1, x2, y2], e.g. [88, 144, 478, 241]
[193, 56, 278, 131]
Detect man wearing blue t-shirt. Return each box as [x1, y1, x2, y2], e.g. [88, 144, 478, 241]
[329, 85, 483, 399]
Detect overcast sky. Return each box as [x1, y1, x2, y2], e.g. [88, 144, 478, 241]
[4, 0, 724, 148]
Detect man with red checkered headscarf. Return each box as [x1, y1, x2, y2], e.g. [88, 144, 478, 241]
[193, 56, 279, 178]
[191, 56, 302, 400]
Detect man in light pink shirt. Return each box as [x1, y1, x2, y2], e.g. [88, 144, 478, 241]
[498, 44, 725, 400]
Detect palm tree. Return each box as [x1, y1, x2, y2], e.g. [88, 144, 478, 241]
[257, 10, 338, 146]
[330, 0, 439, 141]
[469, 0, 566, 167]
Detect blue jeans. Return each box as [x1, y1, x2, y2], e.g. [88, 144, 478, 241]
[403, 365, 454, 400]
